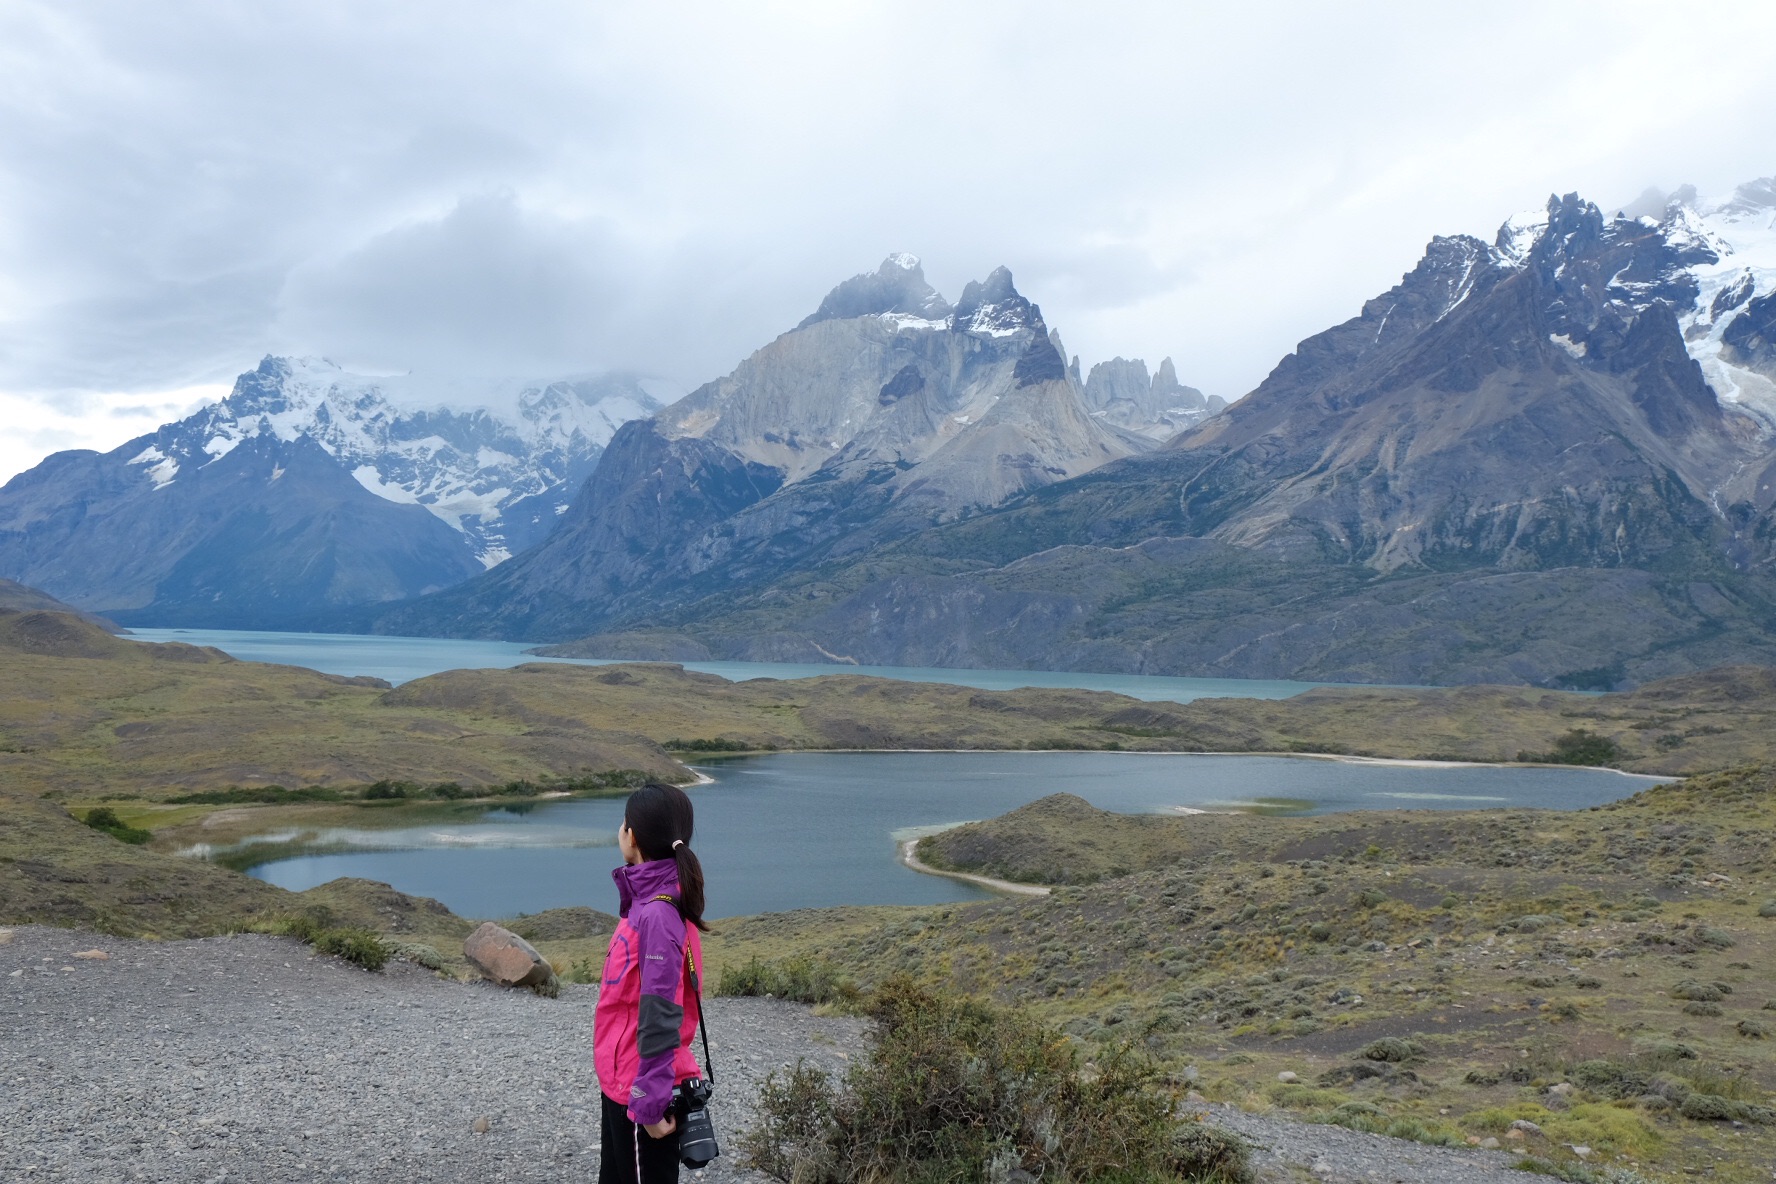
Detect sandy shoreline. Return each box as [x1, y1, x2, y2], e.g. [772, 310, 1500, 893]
[689, 747, 1671, 779]
[898, 838, 1051, 897]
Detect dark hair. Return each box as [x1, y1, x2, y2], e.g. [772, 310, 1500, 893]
[624, 782, 707, 930]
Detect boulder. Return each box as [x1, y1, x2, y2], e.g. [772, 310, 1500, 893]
[464, 923, 555, 991]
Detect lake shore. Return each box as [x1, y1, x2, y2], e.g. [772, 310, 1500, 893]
[899, 838, 1051, 897]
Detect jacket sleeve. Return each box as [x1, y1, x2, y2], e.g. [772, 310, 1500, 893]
[626, 901, 686, 1126]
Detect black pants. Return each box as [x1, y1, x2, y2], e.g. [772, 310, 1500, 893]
[600, 1091, 680, 1184]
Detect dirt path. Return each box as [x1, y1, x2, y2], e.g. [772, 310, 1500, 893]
[6, 924, 1541, 1183]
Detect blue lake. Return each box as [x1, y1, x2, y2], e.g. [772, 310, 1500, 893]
[127, 627, 1347, 702]
[237, 751, 1666, 921]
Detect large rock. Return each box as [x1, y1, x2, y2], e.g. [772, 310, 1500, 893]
[464, 923, 555, 991]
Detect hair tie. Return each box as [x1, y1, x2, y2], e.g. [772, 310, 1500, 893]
[672, 839, 685, 850]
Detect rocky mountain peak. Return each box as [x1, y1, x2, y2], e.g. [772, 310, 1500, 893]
[954, 266, 1046, 341]
[797, 253, 953, 330]
[1082, 355, 1215, 441]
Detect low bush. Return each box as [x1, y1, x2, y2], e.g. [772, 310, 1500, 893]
[666, 737, 773, 753]
[1357, 1037, 1419, 1063]
[718, 956, 859, 1009]
[81, 806, 151, 845]
[167, 786, 345, 805]
[167, 770, 654, 806]
[1680, 1093, 1775, 1124]
[1695, 926, 1736, 949]
[313, 927, 390, 971]
[1669, 980, 1726, 1001]
[253, 913, 389, 972]
[383, 941, 446, 971]
[743, 977, 1250, 1183]
[1517, 729, 1623, 767]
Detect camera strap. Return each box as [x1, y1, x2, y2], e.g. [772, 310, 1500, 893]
[684, 943, 714, 1086]
[654, 894, 715, 1088]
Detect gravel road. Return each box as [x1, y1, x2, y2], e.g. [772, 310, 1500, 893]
[6, 925, 1540, 1183]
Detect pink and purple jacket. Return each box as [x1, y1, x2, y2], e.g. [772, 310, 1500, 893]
[594, 858, 704, 1126]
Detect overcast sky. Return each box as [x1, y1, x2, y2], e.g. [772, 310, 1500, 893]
[2, 0, 1773, 482]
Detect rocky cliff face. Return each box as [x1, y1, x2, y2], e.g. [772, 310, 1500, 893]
[543, 183, 1776, 686]
[1083, 356, 1223, 440]
[0, 357, 663, 625]
[380, 256, 1206, 639]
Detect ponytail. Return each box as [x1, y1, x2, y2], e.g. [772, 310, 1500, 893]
[624, 782, 708, 930]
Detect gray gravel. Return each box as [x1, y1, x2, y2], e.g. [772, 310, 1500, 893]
[1200, 1104, 1539, 1184]
[4, 925, 858, 1183]
[6, 925, 1545, 1183]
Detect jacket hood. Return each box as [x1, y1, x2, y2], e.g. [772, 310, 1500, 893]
[612, 858, 680, 918]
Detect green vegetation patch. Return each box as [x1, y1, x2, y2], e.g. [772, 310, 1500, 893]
[81, 806, 151, 845]
[719, 955, 859, 1009]
[744, 977, 1251, 1183]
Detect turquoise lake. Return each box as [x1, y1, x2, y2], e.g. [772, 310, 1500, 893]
[126, 626, 1345, 701]
[138, 630, 1658, 920]
[232, 751, 1664, 920]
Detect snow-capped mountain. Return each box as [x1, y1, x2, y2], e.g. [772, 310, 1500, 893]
[0, 357, 668, 626]
[129, 356, 670, 566]
[470, 179, 1776, 688]
[1662, 181, 1776, 427]
[374, 254, 1213, 641]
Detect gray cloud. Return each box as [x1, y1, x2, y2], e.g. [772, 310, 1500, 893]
[2, 0, 1774, 479]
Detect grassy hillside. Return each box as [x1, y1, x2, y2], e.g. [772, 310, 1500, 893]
[7, 610, 1776, 816]
[0, 609, 685, 799]
[710, 766, 1776, 1182]
[6, 609, 1776, 1175]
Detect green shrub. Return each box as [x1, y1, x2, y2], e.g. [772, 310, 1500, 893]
[167, 785, 344, 805]
[1696, 927, 1736, 949]
[719, 956, 860, 1009]
[311, 927, 389, 971]
[1679, 1093, 1775, 1123]
[383, 941, 445, 971]
[1358, 1037, 1419, 1063]
[743, 978, 1250, 1184]
[1758, 900, 1776, 918]
[1670, 980, 1725, 1001]
[81, 806, 151, 845]
[666, 737, 770, 753]
[1517, 729, 1623, 767]
[252, 914, 388, 972]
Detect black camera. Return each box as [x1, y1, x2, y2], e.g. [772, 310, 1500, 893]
[672, 1078, 719, 1168]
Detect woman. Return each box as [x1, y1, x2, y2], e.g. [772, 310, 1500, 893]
[594, 782, 709, 1184]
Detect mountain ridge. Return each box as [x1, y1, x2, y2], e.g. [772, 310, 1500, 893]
[370, 255, 1215, 640]
[533, 183, 1776, 687]
[0, 356, 665, 626]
